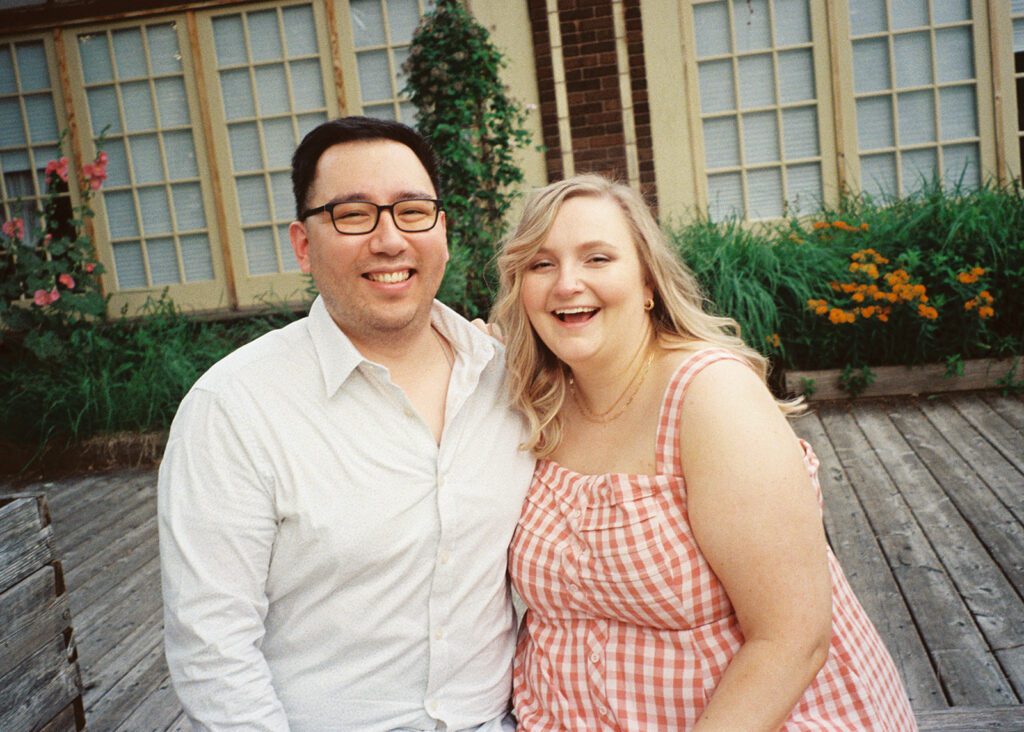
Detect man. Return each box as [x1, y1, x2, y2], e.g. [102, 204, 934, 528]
[158, 117, 535, 730]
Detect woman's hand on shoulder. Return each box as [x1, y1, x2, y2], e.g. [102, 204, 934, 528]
[470, 318, 505, 344]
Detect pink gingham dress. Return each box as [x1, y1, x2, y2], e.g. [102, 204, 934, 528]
[510, 349, 916, 730]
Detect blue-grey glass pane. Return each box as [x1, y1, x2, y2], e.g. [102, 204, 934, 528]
[78, 34, 114, 84]
[782, 106, 818, 158]
[1015, 18, 1024, 54]
[213, 16, 247, 67]
[2, 149, 29, 173]
[860, 153, 897, 198]
[113, 28, 147, 79]
[24, 95, 58, 143]
[113, 240, 146, 287]
[852, 39, 890, 93]
[393, 46, 410, 94]
[386, 0, 420, 44]
[164, 130, 198, 179]
[138, 186, 172, 234]
[244, 226, 278, 274]
[102, 138, 130, 186]
[15, 43, 49, 91]
[786, 163, 822, 212]
[747, 167, 783, 218]
[398, 101, 416, 125]
[732, 0, 771, 51]
[122, 81, 156, 132]
[943, 143, 979, 190]
[856, 96, 895, 150]
[146, 24, 182, 75]
[290, 59, 325, 111]
[362, 104, 395, 121]
[894, 33, 932, 87]
[940, 85, 977, 140]
[262, 118, 294, 168]
[229, 122, 263, 172]
[706, 172, 743, 220]
[172, 182, 206, 229]
[279, 224, 300, 270]
[87, 86, 121, 134]
[902, 147, 938, 192]
[849, 0, 886, 34]
[357, 50, 392, 102]
[891, 0, 928, 30]
[248, 10, 283, 62]
[146, 237, 180, 284]
[898, 90, 935, 145]
[236, 174, 270, 222]
[773, 0, 811, 46]
[180, 234, 214, 281]
[130, 134, 163, 184]
[935, 27, 974, 83]
[350, 0, 386, 47]
[743, 112, 780, 164]
[703, 117, 739, 168]
[220, 68, 255, 120]
[934, 1, 970, 24]
[0, 99, 26, 147]
[698, 60, 735, 113]
[255, 65, 289, 115]
[33, 145, 58, 191]
[283, 5, 318, 57]
[738, 54, 774, 108]
[105, 190, 139, 237]
[155, 77, 190, 127]
[0, 47, 16, 94]
[694, 1, 730, 57]
[270, 171, 292, 220]
[3, 165, 34, 201]
[777, 49, 815, 103]
[297, 112, 327, 137]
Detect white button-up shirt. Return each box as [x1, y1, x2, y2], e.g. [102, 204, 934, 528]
[158, 297, 535, 731]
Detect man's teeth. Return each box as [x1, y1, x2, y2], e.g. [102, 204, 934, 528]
[367, 271, 410, 283]
[555, 307, 597, 315]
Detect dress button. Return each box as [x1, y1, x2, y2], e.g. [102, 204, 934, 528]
[590, 652, 600, 663]
[572, 509, 582, 518]
[569, 584, 580, 594]
[598, 706, 607, 716]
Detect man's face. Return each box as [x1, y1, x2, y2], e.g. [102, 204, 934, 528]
[289, 140, 448, 348]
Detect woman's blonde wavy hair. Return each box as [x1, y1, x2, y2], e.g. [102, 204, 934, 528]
[493, 174, 801, 458]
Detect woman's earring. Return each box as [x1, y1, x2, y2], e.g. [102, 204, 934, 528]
[643, 298, 655, 312]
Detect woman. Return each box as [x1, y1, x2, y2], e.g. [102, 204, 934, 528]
[493, 174, 915, 730]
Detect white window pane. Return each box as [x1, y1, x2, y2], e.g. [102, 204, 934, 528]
[113, 29, 147, 79]
[3, 151, 30, 199]
[32, 146, 57, 191]
[707, 172, 743, 219]
[248, 11, 283, 62]
[283, 6, 318, 57]
[105, 190, 139, 237]
[902, 148, 938, 191]
[0, 47, 15, 94]
[934, 1, 970, 24]
[24, 95, 57, 143]
[777, 49, 814, 103]
[79, 34, 114, 84]
[747, 167, 783, 218]
[280, 225, 300, 270]
[782, 106, 818, 158]
[155, 77, 189, 128]
[398, 101, 416, 126]
[393, 46, 410, 91]
[180, 234, 214, 281]
[102, 138, 130, 186]
[270, 171, 293, 220]
[213, 16, 247, 66]
[387, 0, 421, 44]
[87, 86, 121, 134]
[694, 1, 730, 57]
[785, 163, 821, 211]
[894, 33, 932, 87]
[229, 122, 263, 172]
[940, 85, 977, 140]
[173, 182, 206, 229]
[130, 134, 163, 184]
[297, 112, 327, 138]
[738, 54, 774, 108]
[852, 39, 890, 93]
[138, 186, 172, 234]
[357, 50, 392, 102]
[860, 153, 897, 198]
[698, 60, 735, 113]
[290, 59, 325, 112]
[849, 0, 886, 34]
[16, 43, 49, 91]
[350, 0, 386, 48]
[245, 227, 278, 274]
[146, 24, 182, 75]
[891, 0, 928, 30]
[733, 0, 771, 51]
[122, 81, 156, 132]
[856, 96, 895, 150]
[164, 130, 198, 180]
[935, 27, 974, 83]
[237, 175, 270, 222]
[773, 0, 811, 46]
[255, 65, 289, 116]
[263, 118, 294, 168]
[743, 112, 780, 164]
[0, 100, 25, 147]
[898, 90, 935, 145]
[113, 241, 146, 287]
[703, 117, 740, 168]
[1015, 19, 1024, 54]
[364, 104, 395, 120]
[147, 237, 180, 284]
[943, 143, 979, 189]
[220, 69, 255, 120]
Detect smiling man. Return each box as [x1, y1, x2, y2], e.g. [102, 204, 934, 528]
[158, 117, 535, 731]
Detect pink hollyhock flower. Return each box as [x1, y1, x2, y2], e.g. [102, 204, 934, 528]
[33, 288, 60, 307]
[45, 157, 70, 183]
[43, 233, 53, 246]
[84, 262, 96, 273]
[83, 162, 108, 190]
[2, 218, 24, 239]
[58, 273, 75, 289]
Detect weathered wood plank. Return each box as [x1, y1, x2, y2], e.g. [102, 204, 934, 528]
[949, 394, 1024, 475]
[166, 711, 190, 731]
[820, 405, 1016, 706]
[0, 497, 53, 594]
[67, 514, 158, 614]
[113, 673, 183, 732]
[0, 565, 72, 679]
[0, 634, 82, 732]
[57, 487, 155, 572]
[86, 634, 173, 732]
[980, 393, 1024, 432]
[83, 604, 163, 709]
[36, 703, 81, 732]
[917, 704, 1024, 729]
[794, 407, 946, 710]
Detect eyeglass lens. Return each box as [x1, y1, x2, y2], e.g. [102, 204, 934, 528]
[331, 199, 439, 234]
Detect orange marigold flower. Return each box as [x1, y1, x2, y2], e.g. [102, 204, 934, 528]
[862, 263, 879, 279]
[813, 221, 831, 230]
[877, 312, 889, 322]
[765, 333, 781, 348]
[860, 222, 869, 231]
[912, 283, 926, 296]
[971, 266, 985, 276]
[789, 233, 804, 244]
[887, 292, 900, 303]
[957, 271, 977, 284]
[833, 220, 858, 232]
[885, 269, 910, 286]
[849, 262, 861, 272]
[978, 305, 994, 319]
[852, 291, 865, 303]
[840, 282, 858, 293]
[964, 298, 978, 311]
[979, 290, 994, 303]
[830, 281, 842, 292]
[861, 305, 876, 318]
[917, 304, 939, 320]
[828, 308, 849, 324]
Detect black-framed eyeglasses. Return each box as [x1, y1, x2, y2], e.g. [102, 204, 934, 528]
[300, 198, 443, 235]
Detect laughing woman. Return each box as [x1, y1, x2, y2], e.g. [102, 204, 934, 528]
[493, 174, 915, 731]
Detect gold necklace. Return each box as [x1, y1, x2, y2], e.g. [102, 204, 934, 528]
[570, 350, 655, 423]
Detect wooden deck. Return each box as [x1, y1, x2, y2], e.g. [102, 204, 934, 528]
[2, 391, 1023, 730]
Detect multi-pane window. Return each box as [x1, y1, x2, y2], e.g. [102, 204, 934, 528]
[691, 0, 824, 220]
[211, 3, 329, 277]
[348, 0, 433, 123]
[0, 39, 66, 245]
[849, 0, 980, 197]
[77, 22, 216, 289]
[1013, 0, 1024, 171]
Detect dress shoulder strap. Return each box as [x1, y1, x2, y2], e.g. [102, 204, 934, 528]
[656, 348, 750, 476]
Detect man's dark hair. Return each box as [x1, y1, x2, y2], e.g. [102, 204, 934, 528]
[291, 116, 441, 219]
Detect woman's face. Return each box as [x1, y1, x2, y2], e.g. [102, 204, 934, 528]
[519, 195, 653, 369]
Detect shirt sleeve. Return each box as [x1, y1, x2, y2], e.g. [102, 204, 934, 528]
[158, 386, 290, 731]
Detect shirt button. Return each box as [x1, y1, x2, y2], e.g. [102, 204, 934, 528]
[404, 408, 415, 418]
[428, 699, 439, 713]
[434, 628, 445, 641]
[598, 705, 607, 716]
[572, 509, 582, 518]
[439, 550, 451, 564]
[590, 652, 601, 663]
[569, 584, 580, 594]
